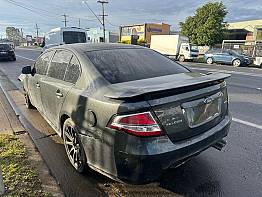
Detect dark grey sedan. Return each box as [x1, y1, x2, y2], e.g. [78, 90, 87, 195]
[0, 43, 16, 61]
[21, 43, 231, 184]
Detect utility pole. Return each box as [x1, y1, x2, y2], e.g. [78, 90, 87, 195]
[78, 18, 81, 28]
[35, 23, 40, 45]
[62, 14, 69, 27]
[97, 0, 108, 42]
[20, 28, 23, 38]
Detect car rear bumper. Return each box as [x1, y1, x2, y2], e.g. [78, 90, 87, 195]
[114, 114, 231, 184]
[0, 54, 15, 59]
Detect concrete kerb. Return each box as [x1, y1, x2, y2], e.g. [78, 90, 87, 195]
[0, 73, 64, 197]
[0, 166, 5, 196]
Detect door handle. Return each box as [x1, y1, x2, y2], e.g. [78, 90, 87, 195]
[56, 91, 63, 97]
[36, 83, 40, 88]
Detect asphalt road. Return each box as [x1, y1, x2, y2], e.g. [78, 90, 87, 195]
[0, 48, 262, 197]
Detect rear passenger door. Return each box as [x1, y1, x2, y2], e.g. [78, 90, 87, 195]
[40, 50, 74, 129]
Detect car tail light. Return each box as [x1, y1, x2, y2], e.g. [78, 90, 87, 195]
[108, 112, 163, 137]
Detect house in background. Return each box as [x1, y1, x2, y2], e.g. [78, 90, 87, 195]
[226, 19, 262, 41]
[86, 27, 119, 43]
[119, 23, 170, 45]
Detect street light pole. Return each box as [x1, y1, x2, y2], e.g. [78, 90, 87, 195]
[62, 14, 69, 27]
[97, 0, 108, 42]
[35, 23, 40, 45]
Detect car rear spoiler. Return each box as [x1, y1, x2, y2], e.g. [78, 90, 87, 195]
[104, 73, 231, 100]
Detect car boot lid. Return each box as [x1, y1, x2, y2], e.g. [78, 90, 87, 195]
[104, 72, 231, 99]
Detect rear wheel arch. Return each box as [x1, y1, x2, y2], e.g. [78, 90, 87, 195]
[62, 117, 87, 173]
[60, 114, 70, 138]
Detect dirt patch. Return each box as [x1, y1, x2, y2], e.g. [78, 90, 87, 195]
[99, 182, 182, 197]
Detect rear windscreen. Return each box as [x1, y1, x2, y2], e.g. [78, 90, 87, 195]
[0, 44, 12, 50]
[63, 31, 86, 44]
[85, 48, 189, 84]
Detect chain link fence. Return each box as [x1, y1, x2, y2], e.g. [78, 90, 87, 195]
[222, 40, 262, 57]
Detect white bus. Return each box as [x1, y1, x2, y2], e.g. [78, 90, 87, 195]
[43, 27, 87, 50]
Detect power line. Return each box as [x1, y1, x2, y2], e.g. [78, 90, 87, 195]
[10, 0, 58, 17]
[82, 1, 103, 26]
[105, 18, 119, 27]
[97, 0, 108, 42]
[4, 0, 57, 18]
[4, 0, 96, 26]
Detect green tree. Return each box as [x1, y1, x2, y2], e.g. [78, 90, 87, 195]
[180, 2, 228, 46]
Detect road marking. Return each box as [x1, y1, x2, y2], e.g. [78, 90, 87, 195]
[16, 55, 35, 62]
[233, 118, 262, 130]
[191, 67, 262, 78]
[16, 47, 42, 51]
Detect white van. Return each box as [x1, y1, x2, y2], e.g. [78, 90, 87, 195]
[150, 35, 199, 62]
[43, 27, 87, 50]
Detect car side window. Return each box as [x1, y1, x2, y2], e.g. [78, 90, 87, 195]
[47, 50, 72, 80]
[182, 45, 187, 50]
[34, 51, 54, 75]
[64, 55, 81, 84]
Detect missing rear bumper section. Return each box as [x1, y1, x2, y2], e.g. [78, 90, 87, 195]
[80, 115, 231, 184]
[115, 116, 231, 184]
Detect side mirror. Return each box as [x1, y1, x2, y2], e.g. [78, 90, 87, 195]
[22, 66, 32, 74]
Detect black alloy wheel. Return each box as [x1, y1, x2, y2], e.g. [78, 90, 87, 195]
[63, 118, 87, 173]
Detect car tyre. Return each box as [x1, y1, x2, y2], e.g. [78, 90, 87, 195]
[10, 56, 16, 61]
[179, 55, 185, 62]
[24, 92, 35, 109]
[63, 118, 87, 173]
[232, 59, 241, 67]
[206, 57, 213, 64]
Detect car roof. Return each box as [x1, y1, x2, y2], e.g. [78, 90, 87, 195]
[51, 43, 144, 52]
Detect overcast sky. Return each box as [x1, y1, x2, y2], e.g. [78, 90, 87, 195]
[0, 0, 262, 37]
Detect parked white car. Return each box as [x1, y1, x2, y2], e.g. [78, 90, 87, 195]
[254, 57, 262, 68]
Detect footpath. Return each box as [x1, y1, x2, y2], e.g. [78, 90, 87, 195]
[0, 76, 64, 196]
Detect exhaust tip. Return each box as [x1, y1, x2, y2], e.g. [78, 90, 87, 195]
[212, 139, 227, 151]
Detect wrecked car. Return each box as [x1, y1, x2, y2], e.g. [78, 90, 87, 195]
[20, 43, 231, 183]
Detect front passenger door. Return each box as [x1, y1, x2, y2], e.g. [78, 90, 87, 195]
[222, 51, 233, 63]
[40, 50, 73, 129]
[27, 50, 54, 113]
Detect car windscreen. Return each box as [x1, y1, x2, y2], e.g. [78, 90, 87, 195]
[85, 48, 189, 84]
[63, 31, 86, 44]
[190, 45, 199, 52]
[0, 44, 12, 50]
